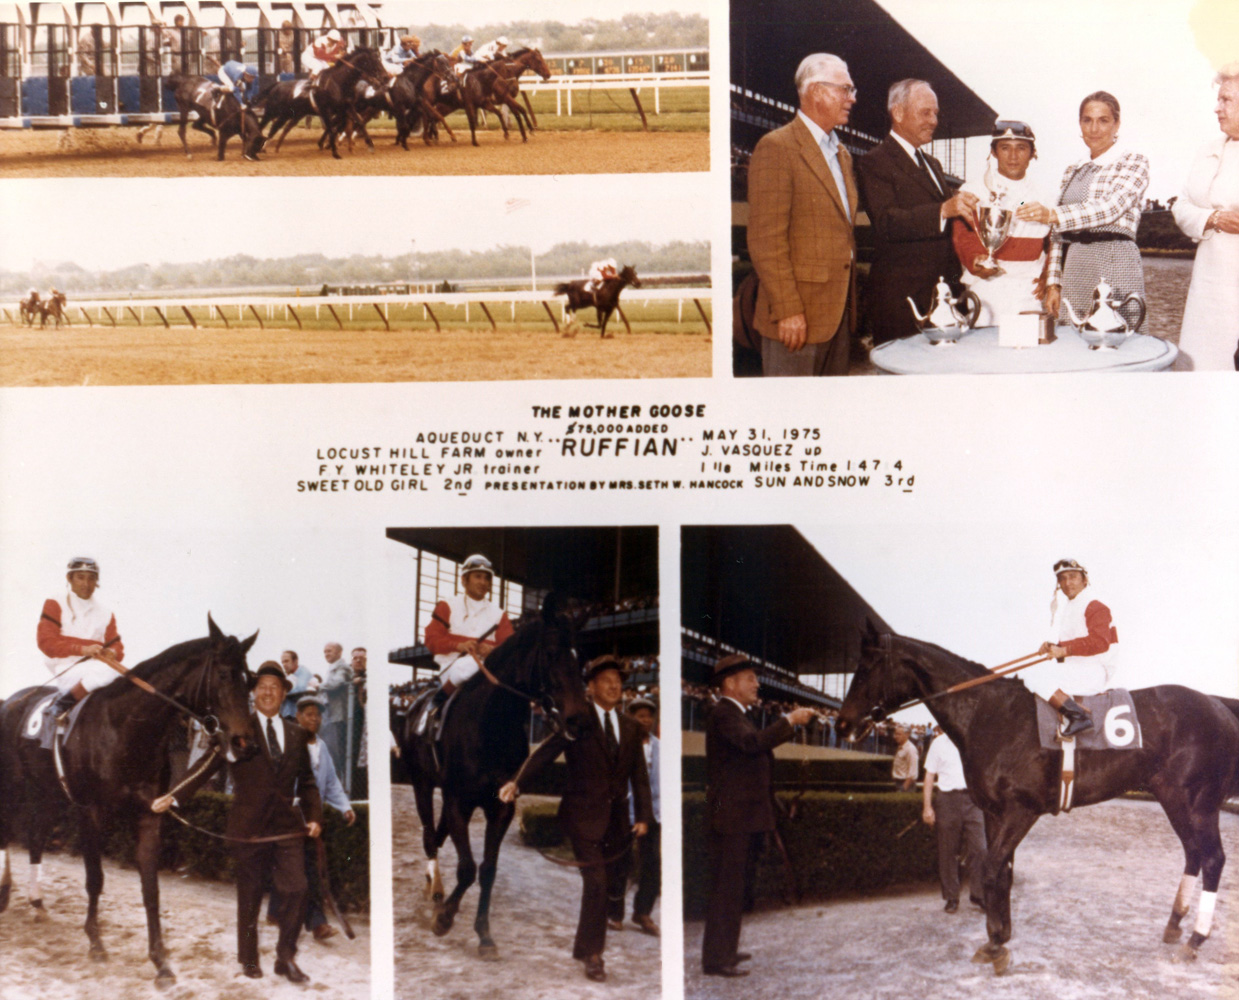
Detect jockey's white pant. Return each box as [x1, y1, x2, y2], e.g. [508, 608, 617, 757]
[1023, 657, 1113, 702]
[444, 656, 480, 688]
[48, 658, 121, 693]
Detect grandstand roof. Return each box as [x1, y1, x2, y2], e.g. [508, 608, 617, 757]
[731, 0, 997, 142]
[386, 527, 657, 603]
[681, 525, 892, 677]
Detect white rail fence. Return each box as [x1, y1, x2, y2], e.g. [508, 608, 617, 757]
[6, 287, 713, 334]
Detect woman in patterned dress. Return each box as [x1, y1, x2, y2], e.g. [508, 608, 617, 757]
[1173, 64, 1239, 370]
[1017, 91, 1150, 331]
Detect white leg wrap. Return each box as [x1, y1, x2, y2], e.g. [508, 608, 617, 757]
[28, 861, 42, 902]
[1194, 890, 1217, 938]
[427, 859, 438, 880]
[1175, 873, 1197, 913]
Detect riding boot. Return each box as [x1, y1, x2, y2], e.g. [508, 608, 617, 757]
[54, 681, 87, 726]
[1049, 690, 1093, 738]
[427, 681, 456, 742]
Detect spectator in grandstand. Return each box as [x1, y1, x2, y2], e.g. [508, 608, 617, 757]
[319, 642, 353, 779]
[277, 20, 296, 74]
[922, 729, 986, 913]
[702, 654, 814, 977]
[891, 725, 919, 791]
[280, 649, 312, 718]
[747, 52, 858, 376]
[77, 28, 96, 75]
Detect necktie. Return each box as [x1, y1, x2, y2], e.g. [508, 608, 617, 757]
[916, 149, 943, 194]
[266, 717, 282, 764]
[604, 710, 619, 760]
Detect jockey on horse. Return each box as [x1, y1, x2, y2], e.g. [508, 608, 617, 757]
[211, 60, 258, 126]
[39, 557, 125, 721]
[420, 554, 514, 740]
[300, 28, 346, 108]
[587, 258, 620, 293]
[20, 288, 40, 325]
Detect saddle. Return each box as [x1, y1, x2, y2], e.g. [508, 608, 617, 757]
[22, 687, 89, 750]
[1034, 689, 1142, 813]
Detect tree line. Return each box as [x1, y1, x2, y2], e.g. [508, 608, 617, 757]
[2, 241, 711, 296]
[397, 13, 708, 54]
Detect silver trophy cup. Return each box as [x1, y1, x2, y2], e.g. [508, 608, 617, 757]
[975, 205, 1014, 275]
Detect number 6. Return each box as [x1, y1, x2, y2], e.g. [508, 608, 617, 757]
[1104, 705, 1135, 747]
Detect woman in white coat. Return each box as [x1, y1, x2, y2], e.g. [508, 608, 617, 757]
[1173, 64, 1239, 371]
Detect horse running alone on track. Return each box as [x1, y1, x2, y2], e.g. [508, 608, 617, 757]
[39, 291, 68, 329]
[834, 623, 1239, 975]
[555, 265, 641, 338]
[398, 595, 591, 958]
[0, 617, 259, 987]
[167, 73, 265, 161]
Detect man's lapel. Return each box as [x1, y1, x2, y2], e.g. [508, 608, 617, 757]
[792, 116, 848, 220]
[890, 137, 944, 200]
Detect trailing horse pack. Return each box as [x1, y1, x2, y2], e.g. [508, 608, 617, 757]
[1035, 689, 1142, 812]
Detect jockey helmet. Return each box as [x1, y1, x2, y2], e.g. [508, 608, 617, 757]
[67, 556, 100, 578]
[461, 35, 473, 43]
[326, 29, 342, 43]
[460, 554, 494, 579]
[402, 34, 420, 48]
[496, 36, 510, 47]
[1053, 558, 1088, 578]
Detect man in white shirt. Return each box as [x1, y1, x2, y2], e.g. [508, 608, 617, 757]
[922, 729, 987, 913]
[891, 725, 919, 791]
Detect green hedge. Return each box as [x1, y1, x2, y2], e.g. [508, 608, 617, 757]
[19, 793, 369, 911]
[682, 791, 936, 919]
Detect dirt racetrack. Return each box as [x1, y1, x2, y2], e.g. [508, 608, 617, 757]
[684, 798, 1239, 1000]
[0, 849, 370, 1000]
[392, 785, 662, 1000]
[0, 127, 708, 177]
[0, 322, 711, 386]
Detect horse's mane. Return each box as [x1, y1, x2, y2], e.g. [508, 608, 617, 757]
[898, 635, 992, 680]
[506, 45, 530, 58]
[90, 635, 217, 702]
[459, 607, 573, 695]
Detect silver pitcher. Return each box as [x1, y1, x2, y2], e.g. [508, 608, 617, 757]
[907, 277, 982, 345]
[1063, 278, 1146, 350]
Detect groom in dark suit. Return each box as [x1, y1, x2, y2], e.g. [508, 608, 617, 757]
[856, 78, 980, 344]
[702, 654, 814, 977]
[154, 660, 322, 983]
[502, 655, 653, 983]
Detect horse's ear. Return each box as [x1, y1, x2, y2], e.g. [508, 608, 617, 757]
[240, 630, 259, 654]
[208, 614, 224, 642]
[860, 618, 881, 649]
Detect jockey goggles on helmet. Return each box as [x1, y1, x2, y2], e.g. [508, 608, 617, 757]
[1053, 558, 1088, 577]
[67, 556, 100, 576]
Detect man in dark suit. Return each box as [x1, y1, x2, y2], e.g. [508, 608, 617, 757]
[501, 655, 654, 983]
[154, 661, 323, 983]
[702, 655, 813, 977]
[856, 78, 980, 344]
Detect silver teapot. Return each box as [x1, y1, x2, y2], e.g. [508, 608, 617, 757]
[1064, 279, 1146, 350]
[908, 277, 981, 345]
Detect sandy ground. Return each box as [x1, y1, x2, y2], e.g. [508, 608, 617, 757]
[684, 798, 1239, 1000]
[0, 128, 708, 177]
[391, 785, 661, 1000]
[0, 849, 370, 999]
[0, 323, 712, 386]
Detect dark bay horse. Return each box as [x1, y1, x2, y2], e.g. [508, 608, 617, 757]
[167, 73, 265, 161]
[555, 265, 641, 338]
[309, 47, 387, 159]
[39, 290, 68, 329]
[0, 617, 258, 986]
[834, 624, 1239, 974]
[398, 596, 590, 958]
[388, 51, 459, 149]
[492, 47, 552, 131]
[435, 63, 531, 146]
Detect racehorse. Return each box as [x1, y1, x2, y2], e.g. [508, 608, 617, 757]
[39, 290, 68, 329]
[256, 77, 318, 153]
[388, 51, 460, 149]
[398, 595, 591, 958]
[167, 73, 265, 161]
[492, 47, 553, 131]
[554, 265, 641, 338]
[0, 617, 258, 986]
[434, 62, 532, 146]
[308, 47, 388, 159]
[19, 292, 41, 327]
[834, 623, 1239, 975]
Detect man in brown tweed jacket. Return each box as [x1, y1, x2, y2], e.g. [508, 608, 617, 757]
[747, 52, 859, 376]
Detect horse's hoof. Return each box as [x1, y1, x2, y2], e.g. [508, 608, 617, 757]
[1163, 923, 1184, 944]
[90, 946, 109, 962]
[478, 941, 499, 961]
[971, 942, 1001, 964]
[155, 968, 177, 989]
[1173, 942, 1199, 963]
[991, 948, 1011, 975]
[432, 914, 452, 937]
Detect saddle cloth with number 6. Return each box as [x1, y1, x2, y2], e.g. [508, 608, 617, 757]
[1035, 689, 1142, 750]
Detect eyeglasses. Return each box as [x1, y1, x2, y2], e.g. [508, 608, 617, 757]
[814, 81, 857, 99]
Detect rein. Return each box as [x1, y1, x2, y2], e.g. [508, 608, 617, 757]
[873, 641, 1050, 718]
[163, 747, 308, 844]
